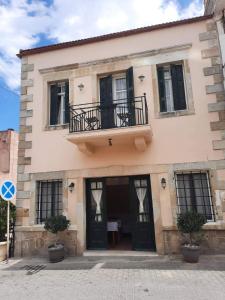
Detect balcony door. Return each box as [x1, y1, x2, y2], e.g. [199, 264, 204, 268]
[99, 67, 134, 129]
[130, 175, 156, 250]
[86, 178, 107, 249]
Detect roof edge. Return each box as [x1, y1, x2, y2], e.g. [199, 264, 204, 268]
[17, 14, 213, 59]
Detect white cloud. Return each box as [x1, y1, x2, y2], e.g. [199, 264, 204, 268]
[0, 0, 203, 91]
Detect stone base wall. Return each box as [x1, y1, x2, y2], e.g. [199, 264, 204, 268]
[163, 229, 225, 254]
[15, 228, 77, 257]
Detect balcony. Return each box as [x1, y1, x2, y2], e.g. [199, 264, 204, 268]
[67, 95, 152, 154]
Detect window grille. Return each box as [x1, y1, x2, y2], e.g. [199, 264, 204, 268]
[175, 171, 215, 221]
[36, 180, 63, 224]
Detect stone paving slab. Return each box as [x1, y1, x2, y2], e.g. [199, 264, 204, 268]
[0, 256, 225, 300]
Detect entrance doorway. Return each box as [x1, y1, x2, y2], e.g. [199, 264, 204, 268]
[106, 177, 131, 250]
[86, 175, 156, 251]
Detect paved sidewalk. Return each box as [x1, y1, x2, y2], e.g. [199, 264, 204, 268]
[0, 255, 225, 300]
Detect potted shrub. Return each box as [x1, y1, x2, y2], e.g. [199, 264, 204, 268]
[0, 197, 16, 261]
[44, 215, 70, 263]
[177, 211, 206, 263]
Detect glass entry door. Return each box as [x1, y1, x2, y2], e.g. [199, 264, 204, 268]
[130, 175, 156, 250]
[86, 178, 107, 249]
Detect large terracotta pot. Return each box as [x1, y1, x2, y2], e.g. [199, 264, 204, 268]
[48, 244, 64, 263]
[0, 241, 7, 262]
[181, 245, 200, 263]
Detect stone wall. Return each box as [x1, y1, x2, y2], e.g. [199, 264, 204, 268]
[200, 20, 225, 141]
[163, 228, 225, 254]
[15, 228, 77, 257]
[16, 56, 34, 226]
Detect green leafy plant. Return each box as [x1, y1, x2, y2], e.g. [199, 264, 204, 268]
[0, 197, 16, 242]
[44, 215, 70, 237]
[177, 211, 206, 246]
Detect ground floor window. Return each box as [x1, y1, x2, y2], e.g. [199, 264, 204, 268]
[36, 180, 63, 224]
[175, 172, 215, 221]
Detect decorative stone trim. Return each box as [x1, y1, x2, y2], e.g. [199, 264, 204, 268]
[157, 110, 195, 119]
[208, 101, 225, 112]
[151, 59, 195, 119]
[39, 43, 192, 74]
[211, 120, 225, 131]
[17, 191, 31, 199]
[206, 83, 224, 94]
[21, 64, 34, 72]
[17, 156, 31, 165]
[20, 125, 32, 134]
[203, 65, 222, 76]
[44, 124, 69, 131]
[201, 46, 220, 58]
[16, 56, 34, 230]
[21, 79, 33, 88]
[18, 141, 32, 149]
[200, 19, 225, 157]
[20, 109, 33, 118]
[199, 30, 217, 41]
[21, 94, 33, 102]
[17, 174, 31, 182]
[213, 140, 225, 150]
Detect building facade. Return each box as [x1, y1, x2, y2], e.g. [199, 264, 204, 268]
[0, 129, 18, 203]
[15, 14, 225, 257]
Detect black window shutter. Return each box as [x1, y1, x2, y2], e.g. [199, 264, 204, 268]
[100, 76, 113, 106]
[65, 81, 70, 124]
[50, 84, 58, 125]
[171, 64, 186, 111]
[126, 67, 135, 125]
[100, 76, 113, 128]
[126, 67, 134, 100]
[157, 67, 167, 112]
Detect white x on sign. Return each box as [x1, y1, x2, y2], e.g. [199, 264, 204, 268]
[0, 180, 16, 201]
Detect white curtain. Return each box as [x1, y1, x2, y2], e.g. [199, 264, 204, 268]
[136, 187, 147, 222]
[164, 69, 174, 112]
[114, 77, 128, 127]
[92, 189, 102, 222]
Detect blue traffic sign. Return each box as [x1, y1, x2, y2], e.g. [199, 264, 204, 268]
[0, 180, 16, 201]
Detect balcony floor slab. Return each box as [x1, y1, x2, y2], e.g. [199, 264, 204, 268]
[66, 125, 152, 154]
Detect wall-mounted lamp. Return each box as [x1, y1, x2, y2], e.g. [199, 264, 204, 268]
[78, 83, 84, 91]
[161, 178, 166, 189]
[68, 182, 75, 193]
[108, 138, 112, 146]
[138, 75, 145, 82]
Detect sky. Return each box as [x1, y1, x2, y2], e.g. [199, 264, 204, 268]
[0, 0, 204, 131]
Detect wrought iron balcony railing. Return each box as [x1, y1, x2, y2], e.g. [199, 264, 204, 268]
[69, 94, 148, 133]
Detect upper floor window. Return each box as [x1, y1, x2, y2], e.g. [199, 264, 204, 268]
[99, 67, 134, 128]
[49, 81, 69, 126]
[157, 63, 186, 113]
[36, 180, 63, 224]
[175, 172, 215, 222]
[112, 75, 127, 101]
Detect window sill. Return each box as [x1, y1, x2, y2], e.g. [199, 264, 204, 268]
[156, 109, 195, 119]
[44, 124, 69, 131]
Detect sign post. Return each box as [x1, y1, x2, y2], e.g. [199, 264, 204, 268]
[7, 200, 10, 262]
[0, 180, 16, 262]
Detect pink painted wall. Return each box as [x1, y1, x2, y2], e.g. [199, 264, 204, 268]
[26, 20, 223, 174]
